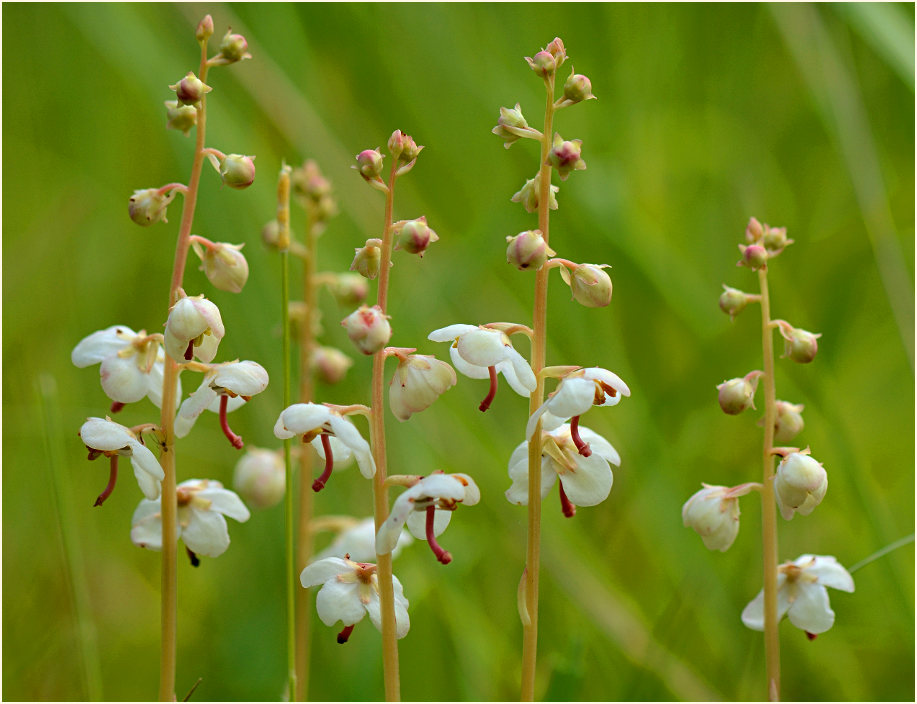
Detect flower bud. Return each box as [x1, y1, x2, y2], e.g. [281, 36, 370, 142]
[328, 273, 369, 307]
[776, 322, 820, 364]
[512, 173, 559, 214]
[547, 134, 586, 181]
[351, 240, 382, 280]
[170, 72, 211, 106]
[164, 295, 224, 363]
[233, 448, 285, 509]
[738, 243, 768, 270]
[564, 263, 612, 308]
[774, 452, 827, 520]
[196, 15, 214, 42]
[774, 401, 805, 443]
[394, 217, 438, 256]
[506, 230, 554, 271]
[563, 71, 596, 103]
[164, 100, 197, 135]
[129, 188, 176, 226]
[262, 219, 281, 249]
[388, 130, 421, 164]
[492, 104, 529, 148]
[526, 50, 556, 77]
[311, 346, 353, 385]
[545, 37, 567, 65]
[292, 160, 332, 204]
[682, 485, 741, 552]
[355, 149, 384, 182]
[341, 305, 391, 355]
[717, 373, 760, 415]
[219, 154, 256, 189]
[719, 285, 750, 319]
[745, 216, 764, 242]
[389, 354, 457, 421]
[763, 225, 790, 254]
[194, 241, 249, 293]
[218, 29, 251, 64]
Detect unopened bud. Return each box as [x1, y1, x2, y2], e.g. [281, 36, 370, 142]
[129, 188, 176, 226]
[545, 37, 567, 65]
[719, 285, 750, 318]
[196, 15, 214, 42]
[512, 173, 559, 214]
[563, 71, 596, 103]
[262, 219, 281, 249]
[394, 217, 438, 256]
[170, 72, 211, 106]
[351, 240, 382, 280]
[776, 322, 820, 364]
[389, 354, 457, 421]
[682, 485, 741, 552]
[506, 230, 554, 271]
[165, 100, 197, 135]
[355, 149, 384, 181]
[233, 448, 285, 509]
[220, 154, 256, 189]
[194, 240, 249, 293]
[492, 104, 529, 148]
[717, 373, 761, 415]
[763, 225, 792, 254]
[774, 401, 805, 443]
[547, 134, 586, 181]
[564, 263, 612, 308]
[774, 452, 827, 520]
[387, 130, 421, 163]
[328, 273, 369, 307]
[739, 243, 768, 270]
[341, 305, 391, 355]
[292, 160, 331, 203]
[218, 29, 251, 64]
[745, 217, 764, 242]
[311, 346, 353, 385]
[526, 50, 556, 77]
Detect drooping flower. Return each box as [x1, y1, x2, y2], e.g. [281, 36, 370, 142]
[774, 451, 827, 520]
[742, 554, 854, 635]
[79, 417, 164, 503]
[174, 360, 269, 448]
[313, 517, 413, 563]
[274, 403, 374, 491]
[682, 483, 757, 552]
[341, 305, 391, 355]
[506, 424, 619, 518]
[526, 367, 630, 456]
[428, 324, 536, 411]
[131, 479, 251, 562]
[300, 556, 410, 643]
[163, 294, 224, 363]
[389, 353, 456, 421]
[72, 325, 179, 410]
[377, 472, 480, 564]
[233, 447, 285, 509]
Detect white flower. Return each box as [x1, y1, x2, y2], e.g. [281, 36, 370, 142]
[505, 423, 619, 517]
[130, 479, 251, 560]
[526, 367, 630, 446]
[300, 556, 410, 642]
[163, 295, 224, 363]
[274, 403, 374, 489]
[428, 323, 536, 411]
[79, 417, 164, 502]
[389, 353, 456, 421]
[233, 447, 285, 509]
[314, 517, 413, 563]
[742, 554, 855, 635]
[682, 483, 756, 552]
[174, 360, 269, 446]
[72, 325, 179, 408]
[774, 452, 827, 520]
[376, 472, 480, 564]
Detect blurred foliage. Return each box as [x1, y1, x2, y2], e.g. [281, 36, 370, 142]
[2, 3, 914, 701]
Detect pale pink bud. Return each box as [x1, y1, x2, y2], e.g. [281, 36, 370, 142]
[218, 29, 251, 64]
[394, 217, 438, 256]
[717, 373, 761, 415]
[547, 134, 586, 181]
[774, 452, 827, 520]
[351, 240, 382, 280]
[195, 241, 249, 293]
[682, 485, 741, 552]
[355, 149, 384, 181]
[512, 173, 559, 214]
[563, 71, 595, 103]
[774, 401, 805, 443]
[738, 243, 768, 270]
[563, 263, 612, 308]
[170, 71, 211, 106]
[196, 15, 214, 42]
[719, 285, 750, 319]
[164, 101, 197, 135]
[389, 354, 457, 421]
[506, 230, 554, 271]
[745, 217, 764, 242]
[776, 322, 820, 364]
[328, 273, 369, 307]
[233, 448, 285, 509]
[129, 188, 176, 226]
[526, 50, 556, 77]
[341, 305, 391, 355]
[311, 346, 353, 385]
[220, 154, 256, 189]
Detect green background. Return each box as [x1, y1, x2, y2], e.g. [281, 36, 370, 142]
[3, 3, 914, 701]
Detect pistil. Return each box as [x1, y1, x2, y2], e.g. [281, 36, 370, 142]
[312, 433, 334, 492]
[425, 505, 452, 564]
[569, 415, 591, 456]
[559, 482, 576, 518]
[186, 547, 200, 567]
[479, 365, 499, 412]
[337, 624, 355, 644]
[110, 401, 126, 414]
[218, 395, 244, 449]
[94, 456, 119, 507]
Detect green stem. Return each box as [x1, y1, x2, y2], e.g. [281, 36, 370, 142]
[158, 40, 210, 703]
[521, 71, 556, 702]
[758, 267, 780, 702]
[372, 159, 400, 701]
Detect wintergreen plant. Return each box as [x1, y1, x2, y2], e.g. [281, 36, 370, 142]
[71, 16, 263, 701]
[683, 217, 855, 701]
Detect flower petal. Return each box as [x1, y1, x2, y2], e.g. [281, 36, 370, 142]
[328, 415, 374, 478]
[275, 403, 331, 439]
[497, 360, 531, 397]
[406, 507, 452, 540]
[311, 434, 355, 469]
[428, 324, 477, 343]
[72, 326, 135, 367]
[449, 344, 490, 380]
[804, 555, 855, 593]
[506, 454, 555, 505]
[181, 508, 230, 557]
[456, 328, 507, 367]
[212, 360, 269, 396]
[546, 377, 596, 419]
[787, 584, 835, 634]
[376, 494, 414, 555]
[300, 557, 351, 587]
[575, 426, 621, 466]
[583, 367, 631, 402]
[505, 347, 537, 393]
[196, 487, 251, 523]
[557, 453, 613, 506]
[315, 579, 366, 628]
[100, 354, 149, 403]
[79, 417, 134, 451]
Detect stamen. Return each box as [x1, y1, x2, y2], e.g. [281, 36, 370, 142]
[559, 481, 576, 518]
[186, 546, 200, 567]
[425, 505, 452, 564]
[570, 415, 591, 457]
[183, 339, 195, 361]
[94, 456, 119, 507]
[110, 401, 125, 414]
[337, 624, 355, 644]
[479, 365, 498, 412]
[219, 395, 244, 449]
[312, 433, 334, 492]
[805, 631, 817, 641]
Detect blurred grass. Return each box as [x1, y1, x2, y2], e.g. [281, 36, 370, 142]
[2, 3, 914, 701]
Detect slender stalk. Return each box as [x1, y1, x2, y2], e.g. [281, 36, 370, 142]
[294, 206, 319, 702]
[157, 41, 210, 703]
[371, 160, 400, 701]
[757, 267, 780, 701]
[521, 71, 556, 702]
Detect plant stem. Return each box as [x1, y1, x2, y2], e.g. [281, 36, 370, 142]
[521, 71, 556, 702]
[294, 206, 319, 702]
[157, 42, 210, 703]
[372, 160, 400, 701]
[757, 267, 780, 701]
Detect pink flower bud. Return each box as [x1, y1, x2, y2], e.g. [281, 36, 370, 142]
[164, 101, 197, 135]
[218, 29, 251, 64]
[194, 241, 249, 293]
[351, 240, 382, 280]
[311, 346, 353, 385]
[547, 134, 586, 181]
[745, 216, 764, 242]
[526, 50, 556, 77]
[506, 230, 553, 271]
[512, 173, 559, 214]
[763, 225, 792, 254]
[341, 305, 391, 355]
[492, 104, 529, 148]
[563, 263, 612, 308]
[233, 448, 285, 509]
[717, 374, 760, 415]
[738, 243, 768, 270]
[545, 37, 567, 64]
[196, 15, 214, 42]
[170, 71, 211, 106]
[563, 71, 595, 103]
[328, 273, 369, 307]
[682, 485, 741, 552]
[394, 217, 438, 256]
[129, 188, 176, 226]
[220, 154, 256, 189]
[355, 149, 384, 181]
[719, 285, 750, 319]
[778, 324, 820, 364]
[774, 401, 805, 443]
[262, 219, 281, 249]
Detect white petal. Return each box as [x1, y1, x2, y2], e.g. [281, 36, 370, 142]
[376, 493, 415, 554]
[328, 415, 374, 478]
[557, 453, 613, 507]
[213, 361, 269, 396]
[546, 378, 596, 419]
[176, 380, 219, 430]
[428, 324, 477, 342]
[181, 508, 231, 557]
[540, 410, 566, 432]
[99, 355, 148, 403]
[276, 403, 332, 437]
[391, 576, 411, 639]
[583, 367, 631, 401]
[525, 401, 552, 440]
[805, 555, 855, 592]
[300, 557, 351, 587]
[80, 417, 135, 451]
[506, 348, 537, 392]
[311, 434, 355, 469]
[130, 499, 167, 551]
[72, 326, 135, 367]
[456, 328, 507, 367]
[787, 584, 835, 634]
[416, 473, 468, 502]
[406, 507, 452, 540]
[146, 360, 181, 410]
[194, 333, 220, 364]
[196, 487, 251, 523]
[497, 360, 531, 397]
[740, 589, 766, 631]
[449, 344, 490, 380]
[128, 438, 164, 482]
[315, 579, 366, 627]
[206, 394, 246, 414]
[451, 473, 481, 505]
[575, 426, 621, 466]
